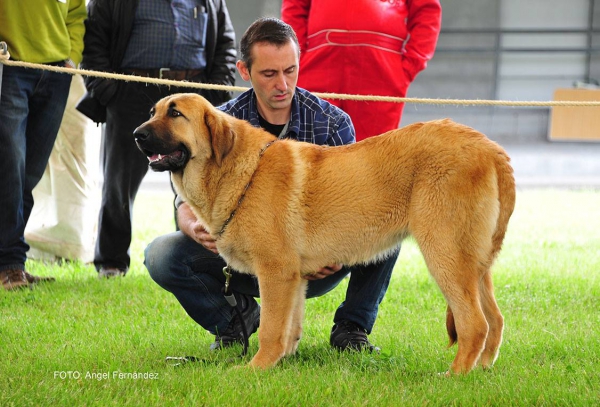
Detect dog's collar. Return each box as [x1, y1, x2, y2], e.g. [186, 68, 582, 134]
[216, 139, 277, 238]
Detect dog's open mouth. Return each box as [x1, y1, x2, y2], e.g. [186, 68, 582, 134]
[142, 147, 189, 172]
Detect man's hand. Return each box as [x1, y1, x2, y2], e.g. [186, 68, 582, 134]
[304, 263, 343, 281]
[178, 202, 219, 254]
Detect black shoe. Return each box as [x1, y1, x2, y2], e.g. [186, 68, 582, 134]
[210, 294, 260, 351]
[98, 267, 127, 278]
[330, 320, 380, 353]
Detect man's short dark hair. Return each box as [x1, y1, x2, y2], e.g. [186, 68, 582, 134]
[239, 17, 300, 72]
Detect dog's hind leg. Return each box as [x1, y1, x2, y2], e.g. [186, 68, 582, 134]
[249, 264, 303, 369]
[441, 272, 488, 374]
[478, 270, 504, 368]
[477, 157, 512, 369]
[418, 239, 489, 374]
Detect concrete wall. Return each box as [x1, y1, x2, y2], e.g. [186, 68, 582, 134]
[226, 0, 599, 144]
[406, 0, 596, 143]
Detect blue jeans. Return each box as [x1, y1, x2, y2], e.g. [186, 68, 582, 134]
[144, 231, 398, 335]
[0, 64, 72, 271]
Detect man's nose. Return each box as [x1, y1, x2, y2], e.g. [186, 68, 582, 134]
[275, 72, 287, 91]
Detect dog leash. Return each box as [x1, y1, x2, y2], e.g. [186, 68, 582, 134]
[165, 266, 250, 366]
[221, 265, 251, 357]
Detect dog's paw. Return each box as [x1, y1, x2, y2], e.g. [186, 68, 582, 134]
[249, 349, 284, 369]
[284, 336, 301, 356]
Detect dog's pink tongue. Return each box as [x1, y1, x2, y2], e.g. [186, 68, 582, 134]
[148, 151, 182, 163]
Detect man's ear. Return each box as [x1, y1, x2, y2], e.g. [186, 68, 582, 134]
[236, 60, 251, 81]
[204, 108, 235, 167]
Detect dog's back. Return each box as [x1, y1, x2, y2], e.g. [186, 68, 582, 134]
[268, 119, 515, 273]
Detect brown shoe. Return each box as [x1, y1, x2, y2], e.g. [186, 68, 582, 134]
[23, 270, 56, 284]
[1, 269, 31, 291]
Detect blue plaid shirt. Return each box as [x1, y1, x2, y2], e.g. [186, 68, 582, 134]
[218, 87, 355, 146]
[121, 0, 208, 69]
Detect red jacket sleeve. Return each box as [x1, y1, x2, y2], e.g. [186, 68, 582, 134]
[281, 0, 311, 54]
[403, 0, 442, 82]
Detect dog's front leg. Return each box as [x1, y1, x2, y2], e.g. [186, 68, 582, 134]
[249, 266, 303, 369]
[285, 280, 308, 356]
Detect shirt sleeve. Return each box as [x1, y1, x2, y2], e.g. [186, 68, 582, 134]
[329, 113, 356, 146]
[280, 0, 311, 54]
[66, 0, 87, 65]
[80, 0, 120, 106]
[402, 0, 442, 82]
[206, 0, 237, 87]
[174, 194, 186, 209]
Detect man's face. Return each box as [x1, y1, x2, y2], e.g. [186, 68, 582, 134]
[237, 40, 299, 119]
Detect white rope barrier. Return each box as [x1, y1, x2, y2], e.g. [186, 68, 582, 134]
[2, 59, 600, 107]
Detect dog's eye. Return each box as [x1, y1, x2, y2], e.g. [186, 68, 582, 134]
[171, 109, 182, 117]
[149, 108, 155, 118]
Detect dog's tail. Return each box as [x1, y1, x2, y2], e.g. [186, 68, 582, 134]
[490, 149, 516, 263]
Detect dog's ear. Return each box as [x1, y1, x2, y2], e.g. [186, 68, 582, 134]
[204, 106, 235, 166]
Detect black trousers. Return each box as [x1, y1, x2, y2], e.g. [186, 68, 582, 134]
[94, 81, 213, 271]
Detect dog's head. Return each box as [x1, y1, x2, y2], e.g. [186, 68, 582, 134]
[134, 93, 235, 172]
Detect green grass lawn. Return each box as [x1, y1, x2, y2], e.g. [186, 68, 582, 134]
[1, 188, 599, 406]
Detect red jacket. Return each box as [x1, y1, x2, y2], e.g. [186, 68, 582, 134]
[282, 0, 441, 140]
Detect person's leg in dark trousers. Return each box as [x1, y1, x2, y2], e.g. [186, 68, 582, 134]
[94, 82, 162, 273]
[0, 65, 71, 272]
[145, 230, 353, 334]
[333, 249, 400, 333]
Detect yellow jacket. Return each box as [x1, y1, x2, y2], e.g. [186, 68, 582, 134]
[0, 0, 86, 65]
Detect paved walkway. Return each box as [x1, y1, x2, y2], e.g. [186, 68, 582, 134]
[140, 141, 600, 191]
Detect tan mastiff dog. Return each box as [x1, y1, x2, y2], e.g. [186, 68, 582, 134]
[134, 93, 516, 374]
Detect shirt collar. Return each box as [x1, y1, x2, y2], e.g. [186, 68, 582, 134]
[247, 90, 300, 140]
